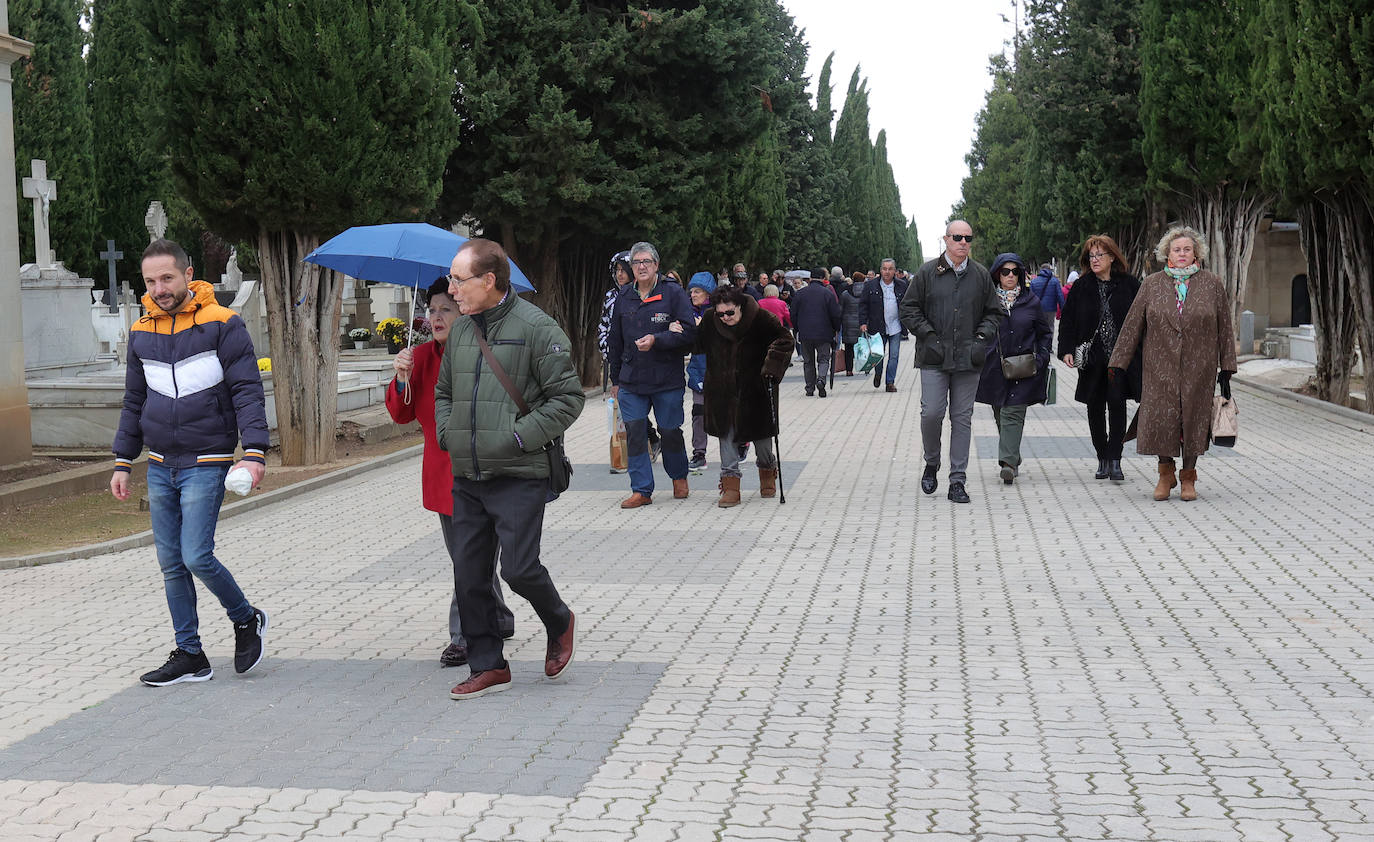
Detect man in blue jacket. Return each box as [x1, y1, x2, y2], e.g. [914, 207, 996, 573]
[1030, 263, 1065, 316]
[608, 242, 698, 508]
[110, 239, 270, 687]
[789, 267, 841, 397]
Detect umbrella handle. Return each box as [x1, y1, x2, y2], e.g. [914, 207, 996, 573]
[403, 284, 419, 405]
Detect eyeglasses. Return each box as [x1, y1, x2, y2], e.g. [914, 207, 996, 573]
[630, 259, 656, 267]
[447, 272, 488, 286]
[949, 234, 974, 243]
[998, 267, 1019, 277]
[716, 309, 737, 318]
[1088, 252, 1109, 261]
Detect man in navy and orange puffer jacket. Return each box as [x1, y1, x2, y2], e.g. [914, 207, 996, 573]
[110, 238, 270, 688]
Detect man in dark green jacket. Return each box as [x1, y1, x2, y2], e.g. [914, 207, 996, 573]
[899, 220, 1002, 504]
[435, 239, 585, 700]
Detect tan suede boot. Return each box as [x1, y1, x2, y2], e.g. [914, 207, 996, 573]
[1153, 462, 1177, 501]
[717, 475, 742, 507]
[1179, 468, 1198, 501]
[758, 466, 777, 498]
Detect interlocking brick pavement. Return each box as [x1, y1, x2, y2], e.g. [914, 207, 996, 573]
[1, 361, 1372, 841]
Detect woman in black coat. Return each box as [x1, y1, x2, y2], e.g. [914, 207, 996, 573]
[1057, 234, 1143, 482]
[839, 278, 866, 375]
[683, 286, 794, 507]
[976, 252, 1053, 485]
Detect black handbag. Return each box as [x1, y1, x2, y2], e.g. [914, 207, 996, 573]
[473, 332, 574, 495]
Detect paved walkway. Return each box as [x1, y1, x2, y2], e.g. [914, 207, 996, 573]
[1, 360, 1372, 842]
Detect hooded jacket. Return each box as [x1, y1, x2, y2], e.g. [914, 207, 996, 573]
[976, 254, 1053, 407]
[1030, 266, 1065, 313]
[113, 280, 268, 472]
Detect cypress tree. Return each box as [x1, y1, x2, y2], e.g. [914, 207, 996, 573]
[1140, 0, 1271, 327]
[10, 0, 98, 277]
[832, 68, 879, 270]
[147, 0, 461, 465]
[88, 0, 171, 284]
[952, 55, 1029, 267]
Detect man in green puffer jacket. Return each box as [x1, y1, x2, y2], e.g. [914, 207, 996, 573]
[434, 238, 585, 701]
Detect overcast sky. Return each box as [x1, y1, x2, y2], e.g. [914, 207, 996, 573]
[782, 0, 1015, 262]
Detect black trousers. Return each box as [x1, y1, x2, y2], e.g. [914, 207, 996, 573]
[1083, 367, 1129, 460]
[450, 475, 571, 671]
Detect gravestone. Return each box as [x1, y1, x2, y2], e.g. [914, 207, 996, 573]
[144, 201, 168, 243]
[99, 240, 122, 312]
[15, 159, 105, 373]
[221, 247, 243, 291]
[0, 7, 34, 465]
[20, 159, 56, 267]
[341, 276, 374, 338]
[229, 280, 269, 362]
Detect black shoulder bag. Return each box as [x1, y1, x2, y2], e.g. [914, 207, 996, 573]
[473, 333, 574, 495]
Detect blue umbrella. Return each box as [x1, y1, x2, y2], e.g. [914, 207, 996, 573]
[303, 222, 535, 292]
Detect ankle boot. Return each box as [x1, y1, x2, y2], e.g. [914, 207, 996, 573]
[1108, 459, 1124, 482]
[1179, 468, 1198, 501]
[717, 475, 741, 507]
[1153, 462, 1177, 501]
[758, 466, 777, 498]
[1095, 459, 1109, 480]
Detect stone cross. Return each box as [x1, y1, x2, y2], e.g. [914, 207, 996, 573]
[144, 201, 168, 242]
[20, 159, 56, 266]
[100, 240, 123, 314]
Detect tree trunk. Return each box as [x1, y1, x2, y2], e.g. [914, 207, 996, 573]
[1180, 183, 1272, 335]
[1296, 200, 1358, 406]
[1119, 197, 1168, 279]
[257, 229, 344, 465]
[1326, 186, 1374, 389]
[558, 239, 613, 387]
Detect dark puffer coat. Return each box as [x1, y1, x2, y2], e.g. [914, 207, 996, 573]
[1057, 271, 1143, 403]
[976, 280, 1054, 408]
[692, 294, 794, 442]
[840, 283, 866, 344]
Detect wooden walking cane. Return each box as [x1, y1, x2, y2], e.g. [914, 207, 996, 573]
[766, 376, 785, 504]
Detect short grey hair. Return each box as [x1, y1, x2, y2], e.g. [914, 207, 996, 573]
[945, 219, 971, 236]
[630, 242, 659, 264]
[830, 266, 843, 281]
[764, 284, 779, 298]
[880, 258, 896, 269]
[1153, 225, 1208, 265]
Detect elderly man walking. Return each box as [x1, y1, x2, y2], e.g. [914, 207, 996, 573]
[435, 238, 585, 699]
[789, 266, 841, 397]
[900, 220, 1001, 503]
[861, 258, 910, 392]
[608, 242, 697, 507]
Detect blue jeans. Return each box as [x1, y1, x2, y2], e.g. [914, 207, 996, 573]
[881, 332, 903, 385]
[619, 387, 689, 496]
[146, 462, 252, 654]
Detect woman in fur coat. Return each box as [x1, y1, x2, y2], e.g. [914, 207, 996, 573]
[677, 285, 794, 506]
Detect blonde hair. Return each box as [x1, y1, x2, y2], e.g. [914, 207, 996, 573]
[1154, 225, 1208, 266]
[764, 284, 779, 298]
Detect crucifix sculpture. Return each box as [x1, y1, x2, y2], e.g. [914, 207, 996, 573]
[20, 159, 57, 267]
[100, 240, 123, 314]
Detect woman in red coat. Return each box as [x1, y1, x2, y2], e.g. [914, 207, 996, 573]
[387, 277, 513, 667]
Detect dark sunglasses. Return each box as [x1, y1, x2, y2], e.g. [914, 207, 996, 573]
[949, 234, 974, 243]
[716, 309, 737, 317]
[998, 267, 1019, 277]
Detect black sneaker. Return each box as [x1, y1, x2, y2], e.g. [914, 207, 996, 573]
[817, 385, 827, 398]
[688, 452, 707, 471]
[140, 648, 213, 687]
[233, 607, 268, 674]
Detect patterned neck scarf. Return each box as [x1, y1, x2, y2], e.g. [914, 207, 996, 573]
[1164, 264, 1199, 314]
[996, 284, 1020, 312]
[1095, 279, 1119, 362]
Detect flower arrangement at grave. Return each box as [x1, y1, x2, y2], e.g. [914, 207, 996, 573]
[257, 358, 272, 373]
[376, 318, 407, 346]
[410, 316, 433, 344]
[349, 327, 372, 341]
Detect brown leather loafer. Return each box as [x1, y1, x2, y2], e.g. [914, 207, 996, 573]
[449, 666, 511, 700]
[620, 493, 652, 509]
[545, 612, 576, 680]
[439, 643, 468, 667]
[673, 478, 689, 499]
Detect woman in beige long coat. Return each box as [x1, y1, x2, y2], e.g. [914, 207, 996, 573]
[1108, 225, 1237, 501]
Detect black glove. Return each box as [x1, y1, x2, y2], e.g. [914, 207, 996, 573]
[1218, 370, 1232, 399]
[1107, 366, 1124, 382]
